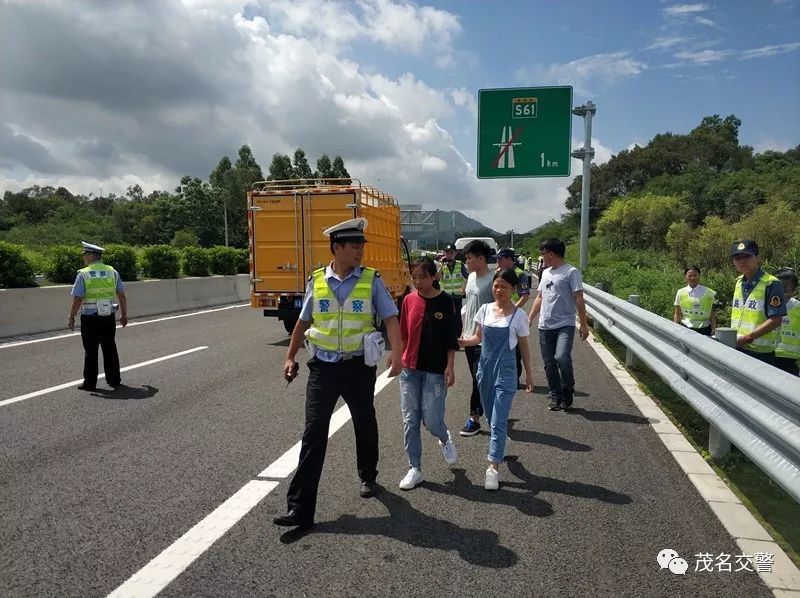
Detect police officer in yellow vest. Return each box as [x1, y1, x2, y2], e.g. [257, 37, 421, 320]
[497, 248, 532, 388]
[437, 243, 467, 337]
[275, 218, 402, 531]
[68, 242, 128, 391]
[775, 268, 800, 376]
[673, 265, 717, 336]
[730, 240, 786, 365]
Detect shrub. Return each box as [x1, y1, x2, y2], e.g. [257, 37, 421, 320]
[46, 245, 83, 283]
[235, 248, 250, 274]
[208, 246, 240, 275]
[0, 241, 37, 288]
[21, 248, 51, 276]
[182, 246, 211, 277]
[103, 244, 138, 281]
[140, 245, 180, 279]
[172, 228, 198, 249]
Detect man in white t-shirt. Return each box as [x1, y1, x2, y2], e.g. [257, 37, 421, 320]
[458, 240, 495, 437]
[527, 238, 589, 411]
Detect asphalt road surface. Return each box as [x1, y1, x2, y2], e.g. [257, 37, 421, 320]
[0, 305, 772, 597]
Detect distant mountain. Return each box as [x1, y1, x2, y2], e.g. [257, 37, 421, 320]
[401, 209, 501, 248]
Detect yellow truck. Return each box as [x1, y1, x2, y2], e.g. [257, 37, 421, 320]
[247, 179, 411, 332]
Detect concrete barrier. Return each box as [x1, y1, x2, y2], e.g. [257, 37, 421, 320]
[0, 274, 251, 338]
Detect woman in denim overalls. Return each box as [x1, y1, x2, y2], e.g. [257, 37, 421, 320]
[459, 268, 534, 490]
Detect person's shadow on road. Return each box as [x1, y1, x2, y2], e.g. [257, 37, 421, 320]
[283, 489, 518, 569]
[90, 384, 159, 400]
[507, 419, 592, 452]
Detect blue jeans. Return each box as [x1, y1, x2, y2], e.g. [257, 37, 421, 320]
[399, 368, 449, 470]
[538, 326, 576, 399]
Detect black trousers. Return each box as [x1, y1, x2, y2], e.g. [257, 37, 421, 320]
[515, 345, 523, 382]
[287, 357, 378, 519]
[464, 346, 483, 417]
[80, 314, 120, 387]
[449, 294, 463, 338]
[738, 348, 775, 366]
[775, 356, 800, 376]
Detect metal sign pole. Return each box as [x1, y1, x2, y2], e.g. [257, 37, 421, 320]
[571, 101, 596, 271]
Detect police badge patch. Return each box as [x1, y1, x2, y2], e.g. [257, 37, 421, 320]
[770, 295, 782, 307]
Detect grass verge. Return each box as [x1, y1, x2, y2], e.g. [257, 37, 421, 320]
[594, 328, 800, 567]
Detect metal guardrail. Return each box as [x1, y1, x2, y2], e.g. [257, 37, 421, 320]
[583, 284, 800, 503]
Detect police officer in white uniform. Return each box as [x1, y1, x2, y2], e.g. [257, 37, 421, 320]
[68, 242, 128, 390]
[274, 218, 402, 531]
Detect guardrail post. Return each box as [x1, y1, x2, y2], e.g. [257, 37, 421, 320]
[626, 295, 641, 368]
[592, 283, 605, 333]
[707, 327, 735, 458]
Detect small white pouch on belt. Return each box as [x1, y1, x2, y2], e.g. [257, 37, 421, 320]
[303, 330, 317, 359]
[96, 299, 113, 316]
[363, 331, 385, 367]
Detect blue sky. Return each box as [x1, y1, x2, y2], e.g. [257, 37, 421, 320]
[0, 0, 798, 232]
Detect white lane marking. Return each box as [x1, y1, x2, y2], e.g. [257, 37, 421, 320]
[107, 367, 398, 598]
[258, 368, 395, 479]
[0, 346, 208, 408]
[107, 480, 279, 598]
[0, 304, 248, 349]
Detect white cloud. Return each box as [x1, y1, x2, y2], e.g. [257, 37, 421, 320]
[673, 49, 732, 64]
[694, 16, 717, 27]
[421, 155, 447, 171]
[741, 42, 800, 59]
[663, 3, 710, 16]
[518, 52, 646, 96]
[753, 139, 793, 153]
[646, 35, 688, 50]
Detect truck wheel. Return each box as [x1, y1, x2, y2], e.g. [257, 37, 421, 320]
[283, 313, 298, 334]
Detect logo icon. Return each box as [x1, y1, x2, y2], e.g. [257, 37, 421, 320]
[737, 242, 746, 250]
[657, 548, 687, 575]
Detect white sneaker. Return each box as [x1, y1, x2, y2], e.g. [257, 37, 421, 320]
[439, 432, 458, 465]
[484, 466, 499, 491]
[398, 467, 424, 490]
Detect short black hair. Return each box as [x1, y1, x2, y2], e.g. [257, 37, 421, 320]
[684, 265, 701, 275]
[776, 268, 798, 290]
[410, 256, 438, 277]
[539, 237, 565, 257]
[463, 240, 491, 259]
[493, 267, 519, 288]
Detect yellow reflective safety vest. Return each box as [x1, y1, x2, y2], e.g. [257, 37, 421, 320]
[676, 285, 716, 329]
[79, 263, 117, 305]
[511, 267, 526, 303]
[776, 297, 800, 360]
[731, 273, 780, 353]
[439, 260, 465, 295]
[306, 267, 376, 353]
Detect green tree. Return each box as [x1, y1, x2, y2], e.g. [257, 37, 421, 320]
[332, 155, 351, 184]
[292, 148, 314, 181]
[316, 154, 335, 180]
[596, 194, 688, 251]
[267, 153, 294, 181]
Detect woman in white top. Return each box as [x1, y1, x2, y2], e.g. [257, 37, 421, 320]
[459, 268, 534, 490]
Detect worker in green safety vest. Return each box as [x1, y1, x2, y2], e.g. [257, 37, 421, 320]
[437, 243, 468, 337]
[673, 265, 717, 336]
[775, 268, 800, 376]
[275, 217, 402, 532]
[730, 240, 786, 366]
[68, 241, 128, 391]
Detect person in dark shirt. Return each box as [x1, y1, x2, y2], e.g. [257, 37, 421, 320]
[397, 257, 459, 490]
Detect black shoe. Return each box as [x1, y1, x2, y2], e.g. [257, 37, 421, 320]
[273, 509, 313, 529]
[77, 384, 96, 391]
[517, 381, 527, 390]
[562, 389, 574, 410]
[109, 381, 122, 388]
[548, 397, 562, 411]
[359, 480, 379, 498]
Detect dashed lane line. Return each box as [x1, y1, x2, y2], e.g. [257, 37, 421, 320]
[106, 368, 396, 598]
[0, 346, 209, 408]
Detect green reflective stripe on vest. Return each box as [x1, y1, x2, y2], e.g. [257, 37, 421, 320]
[678, 286, 715, 328]
[79, 263, 117, 304]
[776, 297, 800, 359]
[440, 260, 465, 294]
[731, 273, 780, 353]
[306, 267, 376, 353]
[512, 267, 525, 303]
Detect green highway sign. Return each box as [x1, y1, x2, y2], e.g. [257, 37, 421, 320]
[477, 86, 573, 178]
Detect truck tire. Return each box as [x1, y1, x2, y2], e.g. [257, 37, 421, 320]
[283, 313, 298, 334]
